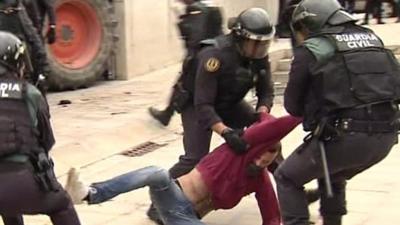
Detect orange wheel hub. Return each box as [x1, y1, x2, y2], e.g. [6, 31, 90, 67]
[50, 0, 102, 69]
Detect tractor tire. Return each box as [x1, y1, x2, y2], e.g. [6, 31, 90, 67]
[47, 0, 118, 91]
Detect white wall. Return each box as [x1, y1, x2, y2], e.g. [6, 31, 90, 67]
[114, 0, 279, 79]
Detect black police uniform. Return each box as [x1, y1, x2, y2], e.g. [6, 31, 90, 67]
[0, 0, 49, 84]
[168, 34, 274, 178]
[175, 0, 223, 108]
[274, 23, 400, 225]
[0, 72, 80, 225]
[149, 0, 223, 125]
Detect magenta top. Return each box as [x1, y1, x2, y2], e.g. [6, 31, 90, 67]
[196, 113, 302, 225]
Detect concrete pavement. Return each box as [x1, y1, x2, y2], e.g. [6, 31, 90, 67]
[3, 20, 400, 225]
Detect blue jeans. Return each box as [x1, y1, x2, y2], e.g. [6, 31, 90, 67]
[88, 166, 205, 225]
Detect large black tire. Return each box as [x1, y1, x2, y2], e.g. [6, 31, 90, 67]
[47, 0, 118, 91]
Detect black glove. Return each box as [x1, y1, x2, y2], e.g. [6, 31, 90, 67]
[221, 128, 249, 154]
[47, 26, 56, 44]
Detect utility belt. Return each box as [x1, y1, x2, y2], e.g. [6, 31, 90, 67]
[336, 102, 399, 120]
[0, 154, 30, 163]
[0, 152, 60, 193]
[0, 7, 22, 14]
[332, 118, 399, 133]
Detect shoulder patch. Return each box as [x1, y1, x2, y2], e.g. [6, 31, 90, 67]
[0, 81, 22, 99]
[204, 57, 220, 72]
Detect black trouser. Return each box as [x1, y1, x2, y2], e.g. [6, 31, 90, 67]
[396, 0, 400, 19]
[2, 215, 23, 225]
[0, 7, 49, 84]
[0, 162, 81, 225]
[364, 0, 383, 23]
[274, 131, 397, 225]
[168, 101, 257, 178]
[18, 6, 49, 84]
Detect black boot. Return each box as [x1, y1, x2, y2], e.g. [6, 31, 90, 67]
[149, 107, 174, 126]
[305, 188, 321, 204]
[146, 204, 164, 225]
[323, 215, 342, 225]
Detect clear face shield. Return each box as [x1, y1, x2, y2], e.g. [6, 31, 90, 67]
[238, 27, 275, 59]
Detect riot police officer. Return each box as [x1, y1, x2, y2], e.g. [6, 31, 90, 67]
[274, 0, 400, 224]
[0, 0, 49, 85]
[0, 31, 81, 225]
[148, 0, 223, 126]
[168, 7, 275, 178]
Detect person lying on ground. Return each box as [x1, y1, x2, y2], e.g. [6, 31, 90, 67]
[65, 113, 301, 225]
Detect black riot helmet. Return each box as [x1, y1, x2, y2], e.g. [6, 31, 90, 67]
[229, 8, 275, 59]
[0, 31, 26, 75]
[291, 0, 356, 34]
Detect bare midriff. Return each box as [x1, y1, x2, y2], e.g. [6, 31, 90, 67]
[177, 168, 215, 218]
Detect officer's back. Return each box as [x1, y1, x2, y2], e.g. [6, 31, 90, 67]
[0, 31, 81, 225]
[284, 3, 400, 131]
[177, 0, 223, 54]
[276, 1, 400, 224]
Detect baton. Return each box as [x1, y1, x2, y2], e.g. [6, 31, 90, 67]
[318, 140, 333, 198]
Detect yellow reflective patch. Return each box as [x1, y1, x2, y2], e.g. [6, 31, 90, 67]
[204, 57, 220, 72]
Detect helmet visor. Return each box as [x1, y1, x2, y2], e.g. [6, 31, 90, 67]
[241, 39, 271, 59]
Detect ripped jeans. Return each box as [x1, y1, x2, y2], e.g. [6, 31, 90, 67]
[88, 166, 205, 225]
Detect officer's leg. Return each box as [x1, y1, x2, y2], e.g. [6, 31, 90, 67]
[274, 142, 325, 225]
[376, 0, 384, 23]
[149, 55, 194, 126]
[363, 0, 373, 24]
[36, 176, 81, 225]
[318, 178, 346, 225]
[48, 203, 81, 225]
[2, 215, 24, 225]
[0, 163, 80, 225]
[148, 81, 179, 126]
[169, 105, 212, 179]
[18, 8, 49, 84]
[276, 131, 397, 225]
[397, 0, 400, 22]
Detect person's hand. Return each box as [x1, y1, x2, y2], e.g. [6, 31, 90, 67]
[47, 25, 56, 44]
[221, 128, 249, 154]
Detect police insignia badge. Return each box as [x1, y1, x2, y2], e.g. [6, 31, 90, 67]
[205, 57, 220, 72]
